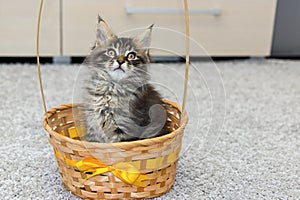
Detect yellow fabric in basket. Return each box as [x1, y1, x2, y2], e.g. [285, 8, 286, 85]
[60, 126, 86, 139]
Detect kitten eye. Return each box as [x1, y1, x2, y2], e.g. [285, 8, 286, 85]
[106, 49, 116, 57]
[127, 52, 136, 60]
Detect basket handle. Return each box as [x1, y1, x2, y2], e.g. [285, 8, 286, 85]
[36, 0, 190, 124]
[36, 0, 47, 115]
[182, 0, 190, 123]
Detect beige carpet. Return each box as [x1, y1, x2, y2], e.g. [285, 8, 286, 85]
[0, 59, 299, 199]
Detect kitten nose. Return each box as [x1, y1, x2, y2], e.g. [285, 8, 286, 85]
[117, 55, 125, 65]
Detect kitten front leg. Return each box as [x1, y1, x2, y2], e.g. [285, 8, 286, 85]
[85, 126, 106, 143]
[84, 108, 114, 142]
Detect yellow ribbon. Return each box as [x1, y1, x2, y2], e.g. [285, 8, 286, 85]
[56, 151, 148, 187]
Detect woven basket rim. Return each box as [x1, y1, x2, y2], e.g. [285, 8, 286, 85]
[43, 100, 188, 149]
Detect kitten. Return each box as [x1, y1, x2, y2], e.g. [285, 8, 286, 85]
[82, 16, 168, 143]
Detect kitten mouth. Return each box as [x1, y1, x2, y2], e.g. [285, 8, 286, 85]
[113, 66, 125, 73]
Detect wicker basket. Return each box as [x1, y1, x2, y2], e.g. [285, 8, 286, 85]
[44, 100, 187, 199]
[36, 0, 190, 199]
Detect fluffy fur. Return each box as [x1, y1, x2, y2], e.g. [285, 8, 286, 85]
[82, 16, 167, 143]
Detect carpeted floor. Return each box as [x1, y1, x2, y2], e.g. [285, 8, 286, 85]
[0, 59, 299, 199]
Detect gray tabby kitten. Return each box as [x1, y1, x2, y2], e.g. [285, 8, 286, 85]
[83, 16, 167, 143]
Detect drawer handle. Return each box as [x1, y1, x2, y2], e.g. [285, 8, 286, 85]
[125, 7, 222, 16]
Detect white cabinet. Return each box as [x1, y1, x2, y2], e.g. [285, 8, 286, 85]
[0, 0, 277, 57]
[0, 0, 60, 56]
[62, 0, 277, 57]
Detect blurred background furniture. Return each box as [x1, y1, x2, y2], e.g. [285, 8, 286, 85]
[271, 0, 300, 57]
[0, 0, 60, 56]
[3, 0, 297, 60]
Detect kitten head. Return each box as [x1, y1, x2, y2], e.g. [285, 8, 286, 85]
[87, 16, 153, 81]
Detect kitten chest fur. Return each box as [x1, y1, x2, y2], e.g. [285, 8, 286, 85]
[85, 70, 148, 142]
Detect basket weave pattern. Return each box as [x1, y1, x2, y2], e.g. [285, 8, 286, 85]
[44, 100, 187, 199]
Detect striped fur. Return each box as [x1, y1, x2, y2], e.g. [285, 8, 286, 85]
[82, 17, 167, 143]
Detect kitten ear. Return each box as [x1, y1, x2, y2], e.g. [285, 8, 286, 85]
[134, 24, 153, 49]
[96, 15, 115, 46]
